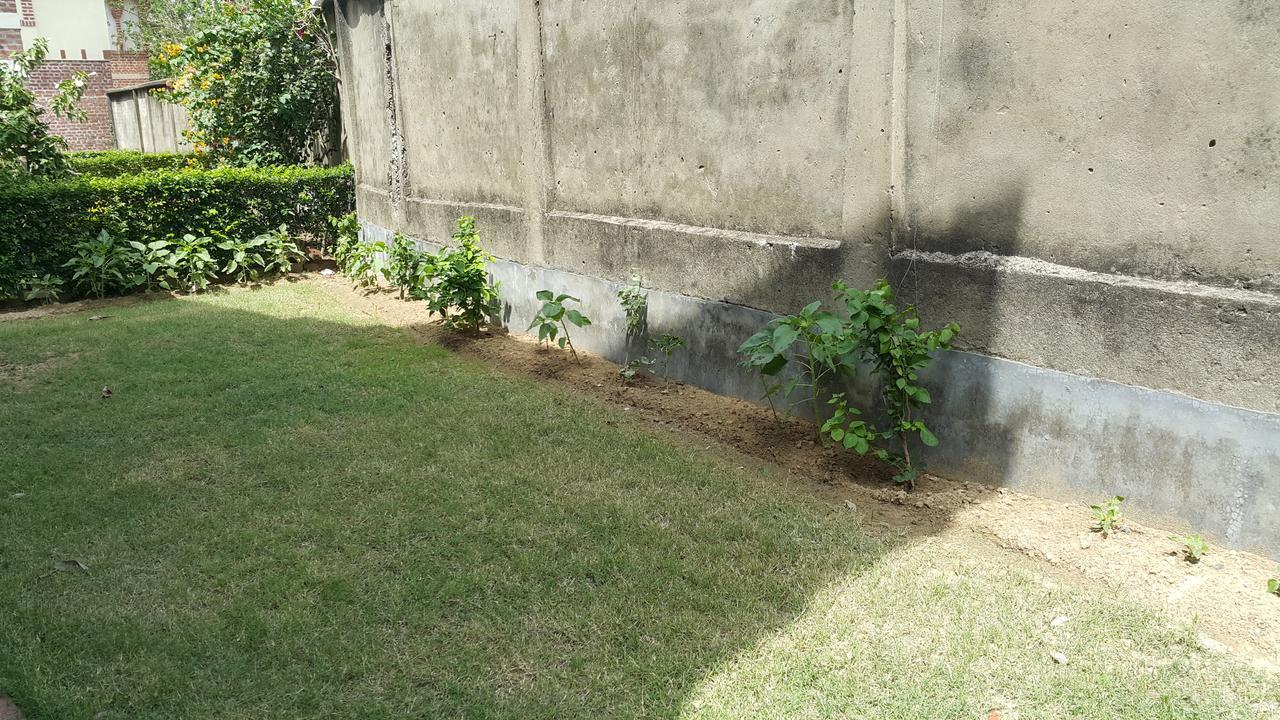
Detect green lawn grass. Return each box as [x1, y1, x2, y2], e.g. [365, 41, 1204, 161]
[1, 283, 1275, 719]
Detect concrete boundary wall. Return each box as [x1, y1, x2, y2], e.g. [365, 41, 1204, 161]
[331, 0, 1280, 557]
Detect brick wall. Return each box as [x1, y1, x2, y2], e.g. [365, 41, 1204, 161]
[0, 0, 17, 14]
[0, 28, 21, 56]
[105, 50, 150, 86]
[29, 60, 115, 151]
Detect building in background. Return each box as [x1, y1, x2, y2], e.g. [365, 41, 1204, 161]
[1, 0, 148, 150]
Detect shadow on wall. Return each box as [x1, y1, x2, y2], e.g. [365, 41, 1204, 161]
[894, 181, 1030, 494]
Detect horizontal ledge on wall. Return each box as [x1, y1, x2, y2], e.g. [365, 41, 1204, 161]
[547, 209, 842, 251]
[406, 196, 525, 215]
[893, 248, 1280, 306]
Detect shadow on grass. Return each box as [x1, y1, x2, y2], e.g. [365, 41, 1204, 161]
[0, 287, 911, 719]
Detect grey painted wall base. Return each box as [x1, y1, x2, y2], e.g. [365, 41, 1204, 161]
[362, 221, 1280, 559]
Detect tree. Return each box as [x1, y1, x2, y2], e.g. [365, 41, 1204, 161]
[153, 0, 337, 167]
[0, 38, 88, 177]
[111, 0, 223, 77]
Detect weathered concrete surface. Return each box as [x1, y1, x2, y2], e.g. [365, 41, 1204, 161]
[902, 0, 1280, 293]
[333, 0, 1280, 554]
[364, 220, 1280, 556]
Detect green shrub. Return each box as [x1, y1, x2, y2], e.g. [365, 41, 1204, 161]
[62, 230, 137, 298]
[414, 217, 501, 333]
[388, 232, 430, 299]
[738, 279, 958, 487]
[68, 150, 208, 177]
[0, 164, 352, 294]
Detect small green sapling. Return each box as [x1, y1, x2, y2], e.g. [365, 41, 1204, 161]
[1090, 495, 1125, 537]
[529, 290, 592, 361]
[1171, 534, 1209, 563]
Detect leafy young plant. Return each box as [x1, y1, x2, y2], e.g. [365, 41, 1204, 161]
[616, 274, 648, 337]
[170, 233, 219, 293]
[738, 299, 853, 427]
[648, 333, 686, 383]
[388, 232, 429, 299]
[1090, 495, 1126, 537]
[328, 212, 360, 272]
[347, 239, 391, 288]
[529, 291, 592, 360]
[216, 227, 301, 283]
[416, 216, 501, 333]
[128, 239, 176, 292]
[1171, 534, 1209, 563]
[1268, 568, 1279, 597]
[257, 226, 304, 276]
[217, 235, 272, 284]
[831, 280, 959, 486]
[63, 231, 137, 298]
[21, 274, 65, 304]
[618, 356, 655, 383]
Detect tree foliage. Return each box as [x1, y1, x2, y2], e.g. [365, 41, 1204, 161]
[153, 0, 337, 166]
[0, 38, 88, 177]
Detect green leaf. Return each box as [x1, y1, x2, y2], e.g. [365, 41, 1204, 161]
[536, 290, 553, 301]
[801, 300, 822, 316]
[760, 354, 787, 376]
[771, 325, 800, 353]
[919, 427, 939, 447]
[814, 315, 844, 335]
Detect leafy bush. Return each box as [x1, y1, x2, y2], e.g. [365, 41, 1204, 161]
[62, 231, 136, 298]
[1, 38, 88, 178]
[169, 234, 219, 293]
[738, 298, 855, 423]
[529, 291, 592, 360]
[328, 212, 359, 271]
[128, 239, 177, 292]
[415, 217, 500, 333]
[389, 233, 430, 299]
[0, 164, 352, 290]
[1090, 496, 1125, 537]
[738, 279, 957, 486]
[217, 226, 302, 284]
[69, 151, 206, 177]
[153, 0, 337, 166]
[20, 274, 65, 304]
[347, 238, 390, 289]
[828, 280, 959, 485]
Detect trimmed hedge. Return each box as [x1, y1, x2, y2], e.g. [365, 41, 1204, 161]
[68, 150, 210, 177]
[0, 164, 353, 294]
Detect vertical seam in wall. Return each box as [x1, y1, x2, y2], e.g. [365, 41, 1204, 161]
[836, 0, 858, 243]
[382, 1, 407, 217]
[889, 0, 908, 257]
[519, 0, 553, 265]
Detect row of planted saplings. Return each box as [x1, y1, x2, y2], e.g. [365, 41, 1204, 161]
[15, 227, 303, 303]
[331, 213, 1280, 598]
[328, 214, 956, 488]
